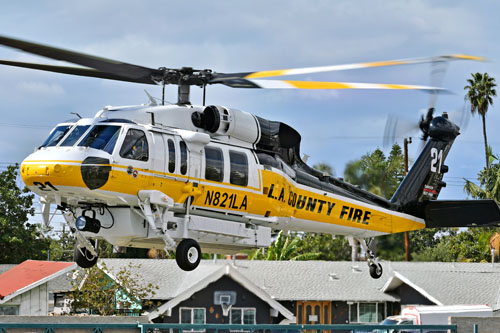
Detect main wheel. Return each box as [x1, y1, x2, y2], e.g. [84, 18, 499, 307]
[369, 263, 383, 279]
[74, 240, 98, 268]
[176, 239, 201, 271]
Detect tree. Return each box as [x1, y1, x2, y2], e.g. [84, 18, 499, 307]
[343, 144, 408, 260]
[464, 146, 500, 202]
[344, 144, 404, 198]
[0, 165, 50, 263]
[294, 233, 351, 261]
[464, 73, 497, 168]
[313, 162, 334, 176]
[71, 261, 159, 315]
[412, 228, 494, 262]
[250, 230, 320, 261]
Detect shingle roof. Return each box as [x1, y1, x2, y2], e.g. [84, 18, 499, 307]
[0, 260, 76, 302]
[100, 259, 398, 302]
[100, 259, 500, 309]
[384, 262, 500, 310]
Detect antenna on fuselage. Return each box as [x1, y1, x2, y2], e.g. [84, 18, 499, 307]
[70, 112, 82, 119]
[144, 90, 158, 106]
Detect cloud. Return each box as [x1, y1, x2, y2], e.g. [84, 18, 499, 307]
[17, 81, 65, 96]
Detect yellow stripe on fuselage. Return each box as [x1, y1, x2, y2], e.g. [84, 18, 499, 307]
[20, 161, 425, 234]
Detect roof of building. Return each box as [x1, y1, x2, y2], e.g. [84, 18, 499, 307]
[100, 259, 399, 303]
[0, 264, 16, 275]
[101, 259, 500, 312]
[383, 261, 500, 310]
[145, 264, 296, 321]
[0, 260, 76, 304]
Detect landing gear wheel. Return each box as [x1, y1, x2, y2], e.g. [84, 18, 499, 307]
[369, 263, 383, 279]
[73, 239, 98, 268]
[176, 239, 201, 271]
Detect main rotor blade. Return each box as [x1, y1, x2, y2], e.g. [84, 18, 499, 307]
[0, 35, 161, 81]
[0, 60, 156, 84]
[211, 54, 485, 81]
[220, 78, 449, 92]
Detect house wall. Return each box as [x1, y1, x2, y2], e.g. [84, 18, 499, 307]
[396, 284, 435, 306]
[2, 283, 49, 316]
[159, 276, 275, 324]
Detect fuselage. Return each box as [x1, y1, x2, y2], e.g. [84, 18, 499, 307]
[21, 104, 425, 249]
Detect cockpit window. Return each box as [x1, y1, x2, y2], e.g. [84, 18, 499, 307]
[79, 125, 121, 154]
[40, 125, 72, 148]
[119, 129, 149, 162]
[59, 125, 91, 146]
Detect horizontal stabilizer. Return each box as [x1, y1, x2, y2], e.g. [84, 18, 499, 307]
[424, 200, 500, 228]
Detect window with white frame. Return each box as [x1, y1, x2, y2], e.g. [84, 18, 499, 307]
[0, 305, 19, 315]
[348, 302, 385, 323]
[180, 307, 206, 331]
[230, 307, 256, 324]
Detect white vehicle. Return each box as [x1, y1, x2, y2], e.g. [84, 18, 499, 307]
[381, 304, 492, 327]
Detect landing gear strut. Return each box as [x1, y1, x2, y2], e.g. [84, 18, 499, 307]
[360, 238, 383, 279]
[176, 239, 201, 271]
[74, 239, 98, 268]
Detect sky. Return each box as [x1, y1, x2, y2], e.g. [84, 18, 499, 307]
[0, 0, 499, 228]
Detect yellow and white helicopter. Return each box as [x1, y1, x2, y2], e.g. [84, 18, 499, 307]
[1, 35, 498, 278]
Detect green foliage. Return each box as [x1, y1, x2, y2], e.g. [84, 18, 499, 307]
[464, 72, 497, 168]
[71, 261, 159, 315]
[344, 144, 404, 198]
[313, 162, 334, 176]
[250, 230, 321, 261]
[464, 147, 500, 202]
[465, 72, 497, 118]
[412, 228, 495, 262]
[48, 224, 75, 261]
[294, 233, 351, 261]
[343, 144, 410, 260]
[0, 165, 50, 263]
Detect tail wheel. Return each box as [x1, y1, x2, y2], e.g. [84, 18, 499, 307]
[176, 239, 201, 271]
[74, 239, 98, 268]
[369, 263, 383, 279]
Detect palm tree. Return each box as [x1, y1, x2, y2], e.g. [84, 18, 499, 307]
[464, 146, 500, 202]
[464, 73, 497, 168]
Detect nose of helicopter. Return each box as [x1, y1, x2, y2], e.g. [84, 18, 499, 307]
[20, 150, 112, 195]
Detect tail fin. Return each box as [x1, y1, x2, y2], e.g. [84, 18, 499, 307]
[391, 112, 500, 227]
[390, 113, 459, 216]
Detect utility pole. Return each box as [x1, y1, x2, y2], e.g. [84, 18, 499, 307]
[404, 137, 412, 261]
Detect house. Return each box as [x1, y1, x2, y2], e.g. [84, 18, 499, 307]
[99, 259, 500, 324]
[3, 259, 499, 323]
[0, 260, 76, 316]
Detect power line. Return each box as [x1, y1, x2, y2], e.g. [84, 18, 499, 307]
[0, 122, 52, 129]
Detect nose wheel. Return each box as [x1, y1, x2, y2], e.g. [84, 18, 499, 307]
[176, 239, 201, 271]
[74, 239, 98, 268]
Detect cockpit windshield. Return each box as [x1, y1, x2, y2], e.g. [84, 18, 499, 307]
[78, 125, 121, 154]
[60, 125, 91, 146]
[40, 125, 72, 148]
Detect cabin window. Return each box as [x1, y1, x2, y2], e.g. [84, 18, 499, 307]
[180, 307, 205, 331]
[230, 308, 256, 324]
[168, 138, 176, 173]
[119, 129, 149, 161]
[180, 140, 188, 175]
[229, 151, 248, 186]
[79, 125, 121, 154]
[205, 146, 224, 182]
[40, 125, 72, 148]
[60, 125, 90, 146]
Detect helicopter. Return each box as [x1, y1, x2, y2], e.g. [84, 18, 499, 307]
[1, 35, 499, 279]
